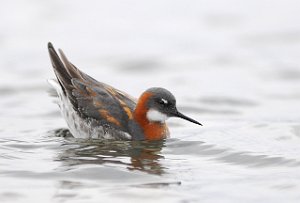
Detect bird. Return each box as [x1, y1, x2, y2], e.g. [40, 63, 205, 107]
[47, 42, 202, 141]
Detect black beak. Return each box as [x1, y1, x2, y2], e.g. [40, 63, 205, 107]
[173, 111, 202, 126]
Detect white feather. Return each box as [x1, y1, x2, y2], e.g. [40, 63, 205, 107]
[146, 109, 168, 123]
[47, 79, 61, 93]
[161, 98, 168, 104]
[47, 78, 131, 139]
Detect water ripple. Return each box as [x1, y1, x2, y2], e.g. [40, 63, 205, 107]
[166, 140, 300, 168]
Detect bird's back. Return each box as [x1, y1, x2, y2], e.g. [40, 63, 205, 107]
[48, 43, 144, 140]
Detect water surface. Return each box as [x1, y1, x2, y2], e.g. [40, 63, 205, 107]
[1, 0, 300, 202]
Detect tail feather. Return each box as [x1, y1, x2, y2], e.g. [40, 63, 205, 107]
[47, 42, 79, 108]
[58, 49, 83, 80]
[48, 42, 72, 94]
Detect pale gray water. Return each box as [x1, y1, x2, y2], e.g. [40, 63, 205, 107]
[1, 0, 300, 202]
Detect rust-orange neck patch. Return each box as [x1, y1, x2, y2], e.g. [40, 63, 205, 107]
[134, 92, 168, 140]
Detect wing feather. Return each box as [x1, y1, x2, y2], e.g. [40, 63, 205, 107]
[48, 42, 136, 131]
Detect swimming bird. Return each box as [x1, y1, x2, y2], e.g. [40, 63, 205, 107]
[47, 42, 202, 140]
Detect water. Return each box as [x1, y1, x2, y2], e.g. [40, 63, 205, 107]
[1, 0, 300, 202]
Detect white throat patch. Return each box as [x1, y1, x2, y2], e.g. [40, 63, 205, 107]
[146, 109, 168, 123]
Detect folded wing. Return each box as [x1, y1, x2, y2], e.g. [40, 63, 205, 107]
[48, 42, 136, 131]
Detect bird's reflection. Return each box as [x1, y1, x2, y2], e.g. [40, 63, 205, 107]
[53, 129, 166, 175]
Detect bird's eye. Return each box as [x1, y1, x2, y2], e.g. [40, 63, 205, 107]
[159, 100, 165, 105]
[158, 98, 168, 106]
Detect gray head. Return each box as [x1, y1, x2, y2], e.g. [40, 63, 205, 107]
[143, 87, 202, 125]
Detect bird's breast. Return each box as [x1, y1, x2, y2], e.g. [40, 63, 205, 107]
[141, 122, 169, 140]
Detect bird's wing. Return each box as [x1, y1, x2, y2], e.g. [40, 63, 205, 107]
[48, 42, 136, 130]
